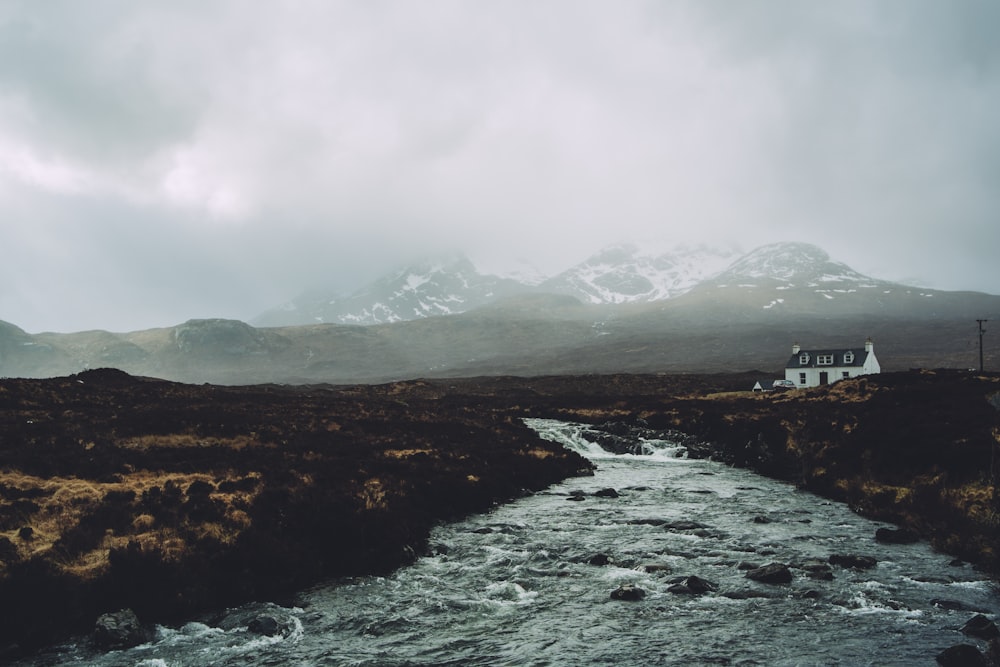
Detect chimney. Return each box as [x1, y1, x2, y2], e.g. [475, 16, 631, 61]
[791, 343, 801, 355]
[865, 337, 873, 353]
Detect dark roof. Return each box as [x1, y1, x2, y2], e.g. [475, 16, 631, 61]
[786, 347, 869, 369]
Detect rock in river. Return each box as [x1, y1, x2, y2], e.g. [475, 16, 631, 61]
[745, 563, 793, 584]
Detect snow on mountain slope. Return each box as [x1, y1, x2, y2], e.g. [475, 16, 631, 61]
[538, 244, 739, 305]
[254, 256, 526, 327]
[256, 242, 927, 327]
[681, 242, 945, 316]
[712, 242, 878, 286]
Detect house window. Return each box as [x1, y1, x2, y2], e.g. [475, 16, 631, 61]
[817, 354, 834, 365]
[844, 351, 855, 364]
[799, 353, 810, 365]
[842, 371, 850, 379]
[799, 372, 807, 385]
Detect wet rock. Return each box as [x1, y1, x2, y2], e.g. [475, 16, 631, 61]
[640, 562, 671, 574]
[248, 615, 281, 637]
[736, 561, 759, 571]
[745, 563, 793, 584]
[752, 515, 772, 524]
[796, 559, 834, 580]
[987, 639, 1000, 667]
[666, 575, 717, 595]
[961, 614, 1000, 640]
[875, 527, 920, 544]
[805, 565, 834, 581]
[588, 553, 612, 566]
[662, 520, 709, 531]
[932, 599, 986, 612]
[829, 554, 877, 570]
[627, 518, 666, 526]
[566, 490, 586, 502]
[93, 609, 152, 650]
[610, 584, 646, 601]
[593, 488, 620, 498]
[936, 643, 988, 667]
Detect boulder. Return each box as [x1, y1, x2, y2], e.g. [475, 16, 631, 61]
[936, 643, 987, 667]
[93, 609, 152, 650]
[662, 520, 709, 531]
[932, 599, 985, 612]
[248, 615, 281, 637]
[627, 518, 666, 526]
[667, 575, 717, 595]
[829, 554, 877, 570]
[798, 560, 834, 581]
[961, 614, 1000, 640]
[875, 527, 920, 544]
[610, 584, 646, 601]
[745, 563, 793, 584]
[593, 488, 620, 498]
[588, 553, 612, 566]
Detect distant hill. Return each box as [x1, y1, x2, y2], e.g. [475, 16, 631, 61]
[3, 242, 999, 384]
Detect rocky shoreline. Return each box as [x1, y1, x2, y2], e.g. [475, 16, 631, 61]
[1, 368, 998, 660]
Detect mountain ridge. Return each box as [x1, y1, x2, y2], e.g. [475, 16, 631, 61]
[3, 242, 999, 384]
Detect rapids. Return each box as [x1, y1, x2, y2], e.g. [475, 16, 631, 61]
[16, 419, 998, 666]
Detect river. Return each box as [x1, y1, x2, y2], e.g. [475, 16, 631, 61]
[17, 419, 998, 666]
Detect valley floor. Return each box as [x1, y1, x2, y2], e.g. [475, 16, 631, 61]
[0, 368, 998, 656]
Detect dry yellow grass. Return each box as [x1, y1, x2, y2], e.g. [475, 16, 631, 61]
[383, 448, 434, 458]
[0, 469, 266, 578]
[119, 434, 261, 451]
[521, 448, 555, 459]
[359, 478, 388, 510]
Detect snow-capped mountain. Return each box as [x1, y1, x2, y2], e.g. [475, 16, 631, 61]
[254, 255, 526, 327]
[674, 241, 966, 318]
[254, 241, 961, 328]
[255, 244, 743, 326]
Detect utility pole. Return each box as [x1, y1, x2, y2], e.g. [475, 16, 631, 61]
[976, 319, 988, 372]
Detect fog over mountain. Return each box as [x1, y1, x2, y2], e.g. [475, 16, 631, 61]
[253, 243, 741, 327]
[1, 2, 999, 334]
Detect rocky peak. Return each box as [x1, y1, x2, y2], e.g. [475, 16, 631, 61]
[712, 242, 877, 287]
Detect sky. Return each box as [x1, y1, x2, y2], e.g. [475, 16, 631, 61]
[1, 0, 998, 333]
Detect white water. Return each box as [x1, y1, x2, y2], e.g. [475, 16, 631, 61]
[17, 420, 998, 666]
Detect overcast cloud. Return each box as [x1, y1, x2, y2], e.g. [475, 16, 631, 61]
[1, 0, 998, 332]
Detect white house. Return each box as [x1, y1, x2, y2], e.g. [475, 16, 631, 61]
[784, 338, 880, 388]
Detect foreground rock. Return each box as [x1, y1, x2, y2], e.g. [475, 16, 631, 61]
[93, 609, 152, 650]
[936, 643, 989, 667]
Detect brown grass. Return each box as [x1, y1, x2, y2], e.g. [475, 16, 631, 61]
[118, 434, 261, 450]
[0, 469, 265, 579]
[383, 449, 434, 458]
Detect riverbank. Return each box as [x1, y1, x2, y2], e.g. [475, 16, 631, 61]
[0, 369, 593, 654]
[1, 368, 998, 657]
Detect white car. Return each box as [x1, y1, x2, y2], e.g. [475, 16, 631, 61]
[772, 379, 796, 390]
